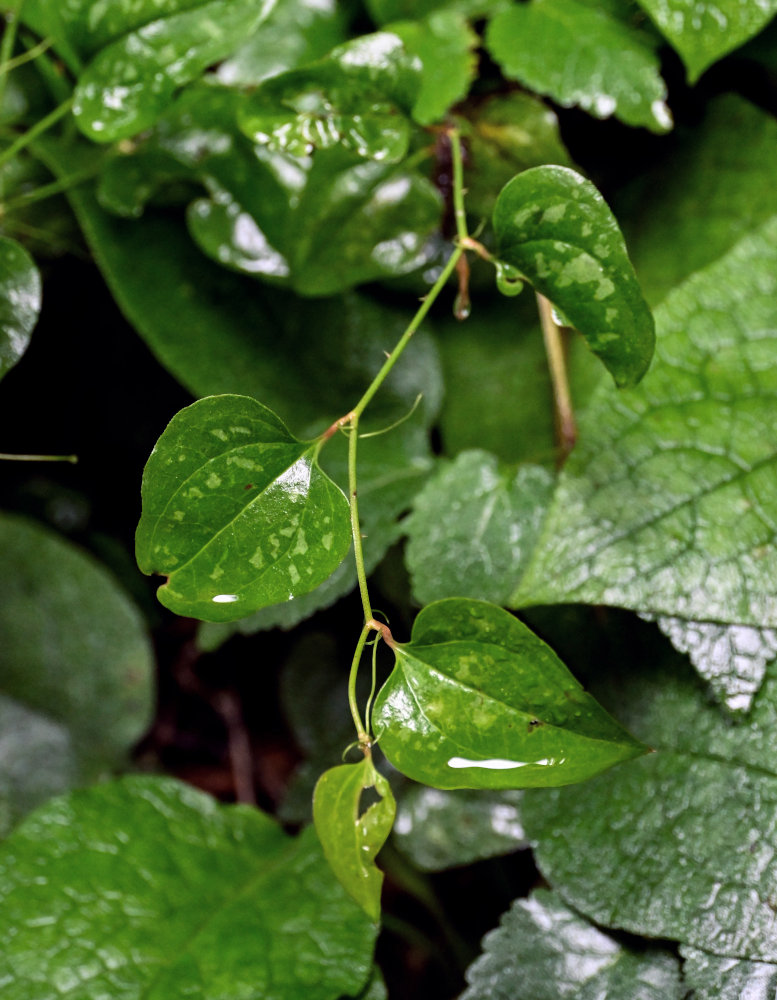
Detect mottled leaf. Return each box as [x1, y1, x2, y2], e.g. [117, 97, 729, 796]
[462, 890, 683, 1000]
[493, 165, 655, 387]
[513, 219, 777, 628]
[681, 946, 777, 1000]
[522, 651, 777, 961]
[486, 0, 671, 132]
[314, 757, 396, 921]
[637, 0, 777, 81]
[238, 31, 419, 161]
[0, 236, 41, 381]
[393, 785, 526, 871]
[0, 776, 376, 999]
[404, 451, 554, 606]
[135, 395, 351, 622]
[0, 514, 153, 802]
[373, 598, 646, 790]
[73, 0, 277, 141]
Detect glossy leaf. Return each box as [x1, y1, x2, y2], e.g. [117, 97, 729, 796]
[681, 947, 777, 1000]
[637, 0, 777, 81]
[486, 0, 671, 133]
[73, 0, 277, 142]
[393, 785, 526, 871]
[313, 757, 396, 921]
[404, 451, 554, 606]
[0, 514, 154, 795]
[513, 218, 777, 628]
[372, 598, 647, 790]
[521, 653, 777, 961]
[0, 776, 377, 999]
[0, 236, 41, 381]
[462, 890, 683, 1000]
[493, 165, 655, 387]
[135, 395, 351, 622]
[238, 32, 420, 161]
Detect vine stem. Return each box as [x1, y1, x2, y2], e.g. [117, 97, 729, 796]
[347, 622, 373, 742]
[0, 3, 22, 114]
[0, 452, 77, 463]
[0, 96, 73, 171]
[0, 164, 98, 214]
[536, 292, 577, 460]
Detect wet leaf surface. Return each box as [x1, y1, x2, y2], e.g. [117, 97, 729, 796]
[135, 395, 351, 621]
[373, 598, 646, 789]
[0, 236, 41, 381]
[514, 218, 777, 628]
[462, 889, 683, 999]
[0, 776, 377, 999]
[486, 0, 671, 132]
[493, 165, 655, 387]
[681, 946, 777, 999]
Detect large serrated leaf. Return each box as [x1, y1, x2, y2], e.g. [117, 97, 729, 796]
[485, 0, 671, 133]
[513, 218, 777, 628]
[135, 395, 351, 622]
[373, 598, 646, 790]
[493, 165, 655, 387]
[0, 776, 377, 999]
[0, 236, 41, 381]
[462, 890, 683, 999]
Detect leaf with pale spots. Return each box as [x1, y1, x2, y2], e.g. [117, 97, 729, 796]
[0, 236, 41, 382]
[313, 757, 396, 922]
[493, 165, 655, 387]
[72, 0, 277, 142]
[135, 394, 350, 622]
[372, 598, 646, 790]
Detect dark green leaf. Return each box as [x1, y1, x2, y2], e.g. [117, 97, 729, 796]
[486, 0, 671, 132]
[0, 776, 377, 999]
[393, 785, 526, 871]
[462, 890, 683, 1000]
[72, 0, 277, 142]
[373, 598, 646, 789]
[135, 395, 351, 622]
[682, 946, 777, 999]
[513, 219, 777, 628]
[389, 11, 478, 126]
[522, 652, 777, 961]
[314, 757, 396, 921]
[0, 235, 41, 381]
[404, 451, 554, 606]
[493, 165, 655, 387]
[237, 31, 420, 161]
[637, 0, 777, 81]
[0, 514, 154, 802]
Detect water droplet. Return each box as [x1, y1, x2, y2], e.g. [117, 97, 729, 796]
[447, 756, 562, 770]
[212, 594, 239, 604]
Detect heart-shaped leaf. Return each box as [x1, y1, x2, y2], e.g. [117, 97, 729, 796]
[313, 757, 396, 921]
[372, 598, 647, 789]
[135, 394, 351, 621]
[0, 236, 41, 381]
[73, 0, 277, 142]
[493, 165, 655, 387]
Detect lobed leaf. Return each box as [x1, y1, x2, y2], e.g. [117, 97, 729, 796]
[486, 0, 672, 133]
[313, 757, 396, 922]
[135, 395, 351, 622]
[0, 776, 377, 999]
[0, 236, 41, 382]
[373, 598, 647, 790]
[493, 165, 655, 387]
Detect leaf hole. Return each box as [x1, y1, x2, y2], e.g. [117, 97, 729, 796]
[358, 785, 382, 819]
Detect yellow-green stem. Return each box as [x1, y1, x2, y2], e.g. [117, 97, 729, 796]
[450, 125, 468, 242]
[0, 36, 51, 79]
[348, 622, 373, 741]
[0, 4, 22, 114]
[0, 452, 77, 463]
[536, 292, 577, 460]
[0, 96, 72, 170]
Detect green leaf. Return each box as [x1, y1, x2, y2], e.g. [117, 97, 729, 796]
[636, 0, 777, 81]
[372, 598, 647, 790]
[0, 514, 154, 803]
[404, 451, 554, 606]
[493, 165, 655, 387]
[462, 890, 683, 999]
[0, 776, 377, 999]
[313, 757, 396, 922]
[135, 395, 351, 622]
[72, 0, 277, 142]
[389, 11, 478, 126]
[485, 0, 671, 133]
[393, 785, 526, 871]
[521, 653, 777, 961]
[681, 946, 777, 999]
[0, 236, 41, 381]
[237, 32, 420, 161]
[513, 218, 777, 628]
[367, 0, 508, 23]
